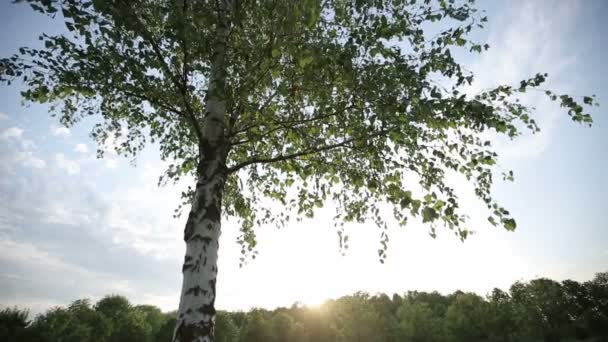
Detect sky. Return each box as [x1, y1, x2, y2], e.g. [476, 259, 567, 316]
[0, 0, 607, 316]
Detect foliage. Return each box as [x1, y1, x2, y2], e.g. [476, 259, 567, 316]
[0, 307, 30, 342]
[0, 0, 597, 263]
[5, 272, 608, 342]
[397, 301, 444, 341]
[444, 292, 489, 341]
[215, 311, 239, 342]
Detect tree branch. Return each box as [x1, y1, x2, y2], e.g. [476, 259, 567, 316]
[232, 102, 355, 140]
[181, 0, 189, 87]
[119, 87, 182, 116]
[230, 89, 281, 136]
[119, 0, 204, 144]
[227, 129, 389, 173]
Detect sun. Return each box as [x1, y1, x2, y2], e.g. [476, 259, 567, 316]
[299, 293, 328, 309]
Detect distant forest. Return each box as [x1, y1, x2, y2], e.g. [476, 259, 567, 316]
[2, 272, 607, 342]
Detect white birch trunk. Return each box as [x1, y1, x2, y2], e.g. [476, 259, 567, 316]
[173, 1, 232, 341]
[172, 167, 226, 342]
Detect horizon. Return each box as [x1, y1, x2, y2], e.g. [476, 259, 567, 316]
[6, 269, 608, 316]
[1, 0, 607, 318]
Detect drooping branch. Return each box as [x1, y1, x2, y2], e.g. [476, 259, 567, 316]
[227, 129, 389, 173]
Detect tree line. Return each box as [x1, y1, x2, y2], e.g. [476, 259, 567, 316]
[1, 272, 607, 342]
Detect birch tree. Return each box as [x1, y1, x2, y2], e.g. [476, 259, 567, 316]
[0, 0, 596, 340]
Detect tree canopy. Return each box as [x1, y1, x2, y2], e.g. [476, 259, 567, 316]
[1, 0, 596, 260]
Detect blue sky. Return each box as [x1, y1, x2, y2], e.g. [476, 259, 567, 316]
[0, 0, 607, 315]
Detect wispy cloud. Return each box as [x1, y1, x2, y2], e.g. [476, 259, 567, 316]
[105, 158, 118, 169]
[50, 125, 70, 138]
[0, 127, 46, 172]
[74, 143, 89, 154]
[0, 151, 183, 314]
[0, 127, 24, 140]
[467, 0, 580, 160]
[15, 151, 46, 169]
[0, 112, 7, 120]
[0, 236, 175, 315]
[20, 139, 36, 150]
[55, 153, 80, 174]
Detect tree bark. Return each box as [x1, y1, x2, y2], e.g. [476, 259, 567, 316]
[173, 157, 227, 342]
[172, 129, 228, 334]
[173, 0, 231, 340]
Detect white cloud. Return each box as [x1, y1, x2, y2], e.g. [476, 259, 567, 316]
[466, 0, 579, 160]
[0, 160, 183, 314]
[55, 153, 80, 174]
[0, 238, 88, 276]
[50, 125, 70, 138]
[0, 127, 44, 171]
[0, 112, 7, 120]
[15, 151, 46, 169]
[21, 139, 36, 150]
[0, 127, 24, 140]
[105, 158, 118, 169]
[74, 143, 89, 154]
[0, 237, 149, 316]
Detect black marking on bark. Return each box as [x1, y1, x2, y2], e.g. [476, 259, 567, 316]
[182, 255, 194, 272]
[197, 192, 207, 211]
[185, 285, 208, 297]
[197, 303, 216, 317]
[199, 140, 216, 175]
[190, 234, 213, 245]
[174, 320, 213, 342]
[208, 278, 216, 296]
[203, 256, 207, 266]
[183, 214, 196, 242]
[204, 204, 221, 224]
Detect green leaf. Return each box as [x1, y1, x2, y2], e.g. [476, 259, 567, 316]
[503, 218, 517, 231]
[487, 216, 497, 226]
[422, 207, 438, 223]
[298, 55, 314, 68]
